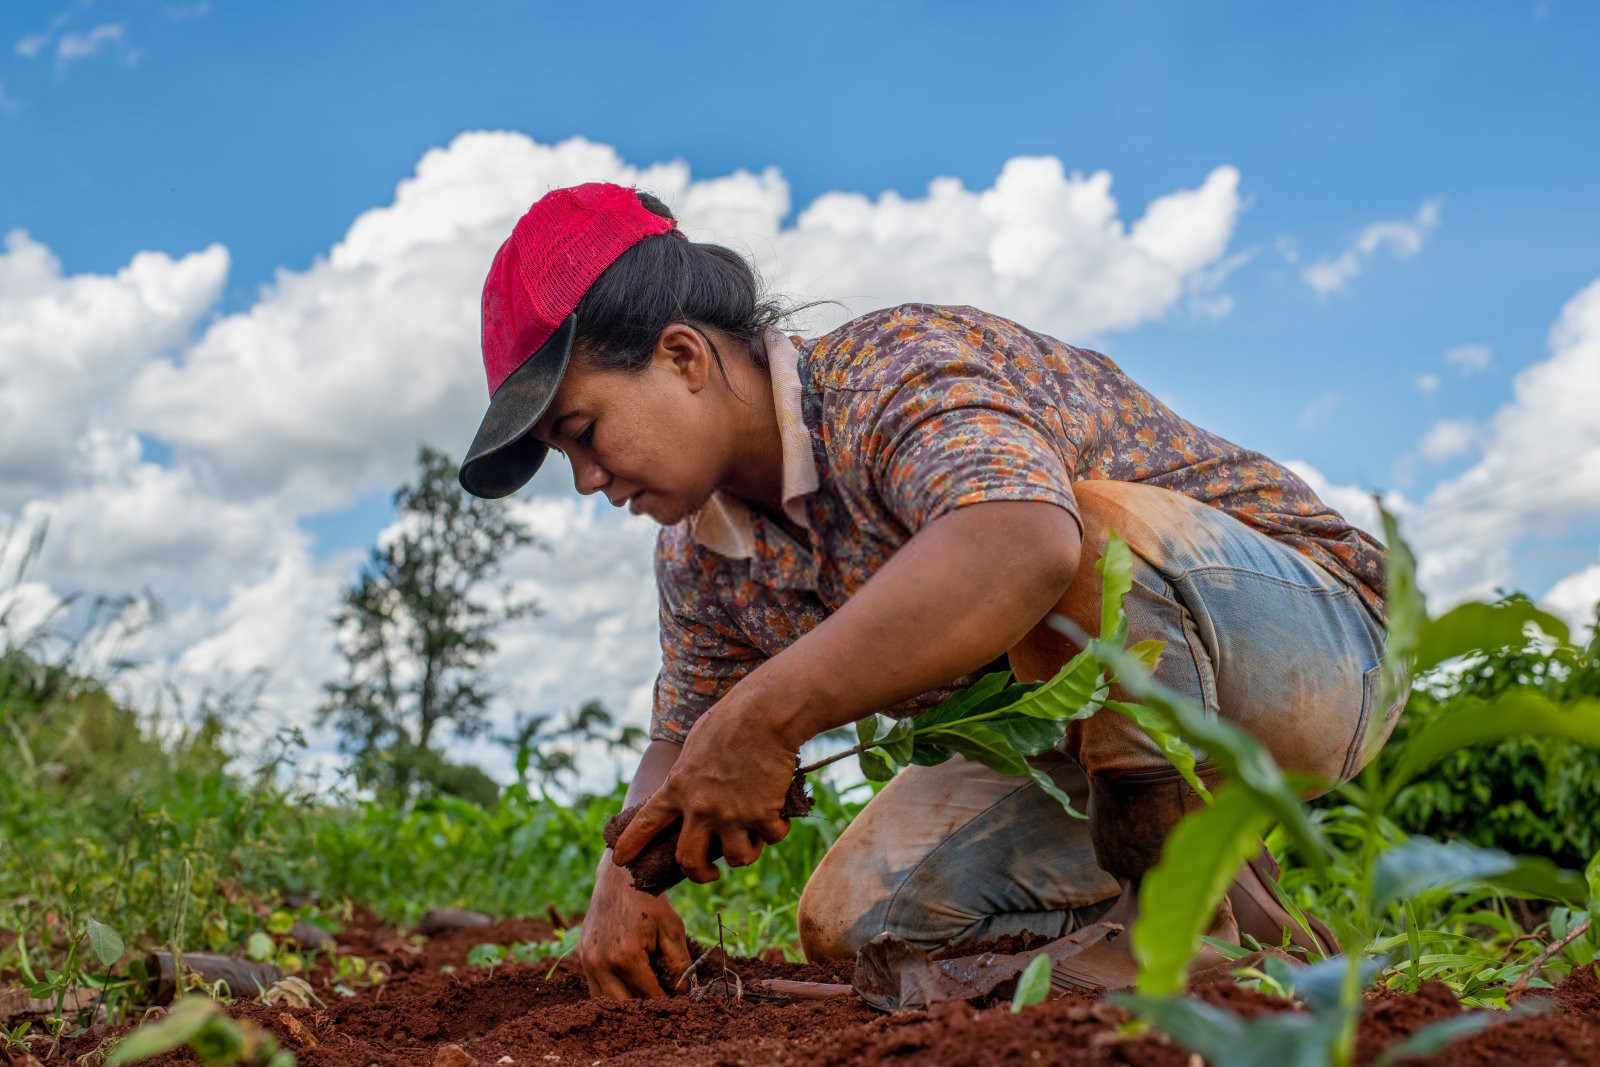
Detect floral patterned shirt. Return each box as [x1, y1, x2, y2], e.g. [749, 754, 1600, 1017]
[650, 304, 1387, 744]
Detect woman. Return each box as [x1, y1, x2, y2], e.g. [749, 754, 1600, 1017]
[459, 182, 1401, 999]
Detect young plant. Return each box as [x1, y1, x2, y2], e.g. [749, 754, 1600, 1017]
[105, 996, 294, 1067]
[1107, 506, 1600, 1067]
[800, 532, 1199, 819]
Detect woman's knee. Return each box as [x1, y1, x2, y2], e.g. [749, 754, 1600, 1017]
[796, 846, 874, 960]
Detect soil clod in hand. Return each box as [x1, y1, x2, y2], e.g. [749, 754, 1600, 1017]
[604, 771, 813, 895]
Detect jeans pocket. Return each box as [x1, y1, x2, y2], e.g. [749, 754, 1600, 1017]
[1339, 663, 1383, 782]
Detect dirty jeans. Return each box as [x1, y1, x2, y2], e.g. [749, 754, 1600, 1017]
[797, 480, 1401, 959]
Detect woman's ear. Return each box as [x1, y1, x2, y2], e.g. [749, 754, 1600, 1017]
[655, 323, 713, 394]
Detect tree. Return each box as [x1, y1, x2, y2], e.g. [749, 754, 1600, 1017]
[496, 699, 648, 794]
[320, 444, 540, 801]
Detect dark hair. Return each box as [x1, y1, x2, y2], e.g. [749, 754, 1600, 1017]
[571, 191, 790, 373]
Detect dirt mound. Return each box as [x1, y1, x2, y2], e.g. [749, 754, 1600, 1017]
[28, 918, 1600, 1065]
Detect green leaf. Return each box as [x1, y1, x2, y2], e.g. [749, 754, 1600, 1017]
[85, 918, 124, 970]
[859, 748, 895, 783]
[878, 717, 915, 764]
[1586, 851, 1599, 928]
[246, 931, 275, 962]
[1010, 953, 1051, 1012]
[1383, 692, 1600, 799]
[1097, 531, 1135, 645]
[1414, 599, 1571, 676]
[1024, 762, 1086, 819]
[990, 650, 1107, 722]
[909, 738, 953, 766]
[1372, 1003, 1548, 1067]
[1114, 993, 1343, 1067]
[266, 910, 295, 936]
[855, 714, 881, 747]
[1373, 838, 1589, 912]
[911, 671, 1015, 730]
[1134, 785, 1275, 996]
[466, 942, 506, 968]
[1073, 632, 1329, 868]
[106, 997, 217, 1066]
[989, 714, 1066, 756]
[1126, 638, 1165, 671]
[1105, 700, 1208, 802]
[928, 724, 1030, 777]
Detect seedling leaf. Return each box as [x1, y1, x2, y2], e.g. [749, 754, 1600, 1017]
[246, 931, 275, 962]
[1134, 784, 1275, 996]
[1010, 953, 1051, 1012]
[1373, 838, 1589, 912]
[1384, 692, 1600, 798]
[1115, 993, 1344, 1067]
[858, 748, 895, 783]
[86, 917, 124, 969]
[1414, 599, 1571, 676]
[106, 997, 216, 1066]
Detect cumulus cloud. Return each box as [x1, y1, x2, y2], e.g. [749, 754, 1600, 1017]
[1444, 342, 1493, 374]
[0, 230, 228, 503]
[128, 132, 1246, 514]
[1409, 276, 1600, 601]
[1543, 563, 1600, 639]
[1419, 418, 1477, 462]
[5, 132, 1249, 780]
[1303, 199, 1441, 295]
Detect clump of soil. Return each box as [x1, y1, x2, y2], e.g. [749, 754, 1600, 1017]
[604, 772, 814, 894]
[25, 916, 1600, 1067]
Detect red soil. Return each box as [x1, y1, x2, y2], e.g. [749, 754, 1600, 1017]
[22, 914, 1600, 1066]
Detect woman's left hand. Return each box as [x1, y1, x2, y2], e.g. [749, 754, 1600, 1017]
[609, 688, 797, 883]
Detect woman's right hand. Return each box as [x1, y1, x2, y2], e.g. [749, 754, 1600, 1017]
[579, 850, 693, 998]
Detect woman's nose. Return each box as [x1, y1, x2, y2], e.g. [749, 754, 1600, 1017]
[571, 454, 610, 495]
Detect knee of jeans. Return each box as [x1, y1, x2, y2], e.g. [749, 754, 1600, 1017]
[797, 848, 878, 961]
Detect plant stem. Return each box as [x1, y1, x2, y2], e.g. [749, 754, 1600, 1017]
[1510, 916, 1592, 994]
[797, 739, 877, 776]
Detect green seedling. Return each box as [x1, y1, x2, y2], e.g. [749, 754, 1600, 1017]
[1110, 503, 1600, 1067]
[105, 996, 294, 1067]
[799, 532, 1193, 821]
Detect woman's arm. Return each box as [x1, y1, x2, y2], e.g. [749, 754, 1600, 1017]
[581, 739, 692, 999]
[611, 499, 1081, 880]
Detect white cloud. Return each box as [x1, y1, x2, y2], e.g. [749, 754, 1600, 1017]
[1444, 342, 1492, 374]
[1417, 373, 1441, 394]
[1419, 418, 1476, 462]
[1410, 275, 1600, 604]
[0, 134, 1248, 785]
[56, 22, 124, 64]
[1543, 563, 1600, 639]
[1303, 198, 1441, 295]
[14, 34, 48, 58]
[128, 133, 1246, 514]
[0, 230, 228, 502]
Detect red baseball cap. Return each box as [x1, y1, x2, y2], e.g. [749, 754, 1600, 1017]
[458, 183, 675, 498]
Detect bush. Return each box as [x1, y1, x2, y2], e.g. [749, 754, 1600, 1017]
[1373, 600, 1600, 868]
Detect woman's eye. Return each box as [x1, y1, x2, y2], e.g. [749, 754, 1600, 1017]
[576, 422, 596, 446]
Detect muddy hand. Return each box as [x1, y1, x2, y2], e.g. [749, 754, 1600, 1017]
[580, 853, 693, 999]
[609, 699, 798, 884]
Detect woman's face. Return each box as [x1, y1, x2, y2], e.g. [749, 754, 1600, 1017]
[530, 326, 732, 525]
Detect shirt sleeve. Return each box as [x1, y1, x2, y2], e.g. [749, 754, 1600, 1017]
[864, 339, 1083, 535]
[649, 531, 764, 744]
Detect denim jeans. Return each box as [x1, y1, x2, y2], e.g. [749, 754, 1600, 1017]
[798, 480, 1402, 959]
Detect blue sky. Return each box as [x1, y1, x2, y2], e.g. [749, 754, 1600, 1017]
[2, 0, 1597, 771]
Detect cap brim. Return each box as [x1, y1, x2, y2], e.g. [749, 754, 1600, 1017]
[458, 314, 576, 498]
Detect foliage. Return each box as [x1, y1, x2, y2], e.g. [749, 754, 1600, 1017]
[1372, 601, 1600, 869]
[1110, 505, 1600, 1067]
[1010, 953, 1052, 1012]
[105, 996, 294, 1066]
[319, 444, 541, 803]
[816, 532, 1200, 821]
[497, 699, 648, 792]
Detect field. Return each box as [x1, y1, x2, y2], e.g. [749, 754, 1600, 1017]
[6, 527, 1600, 1066]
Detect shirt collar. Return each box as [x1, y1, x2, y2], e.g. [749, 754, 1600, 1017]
[686, 329, 819, 560]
